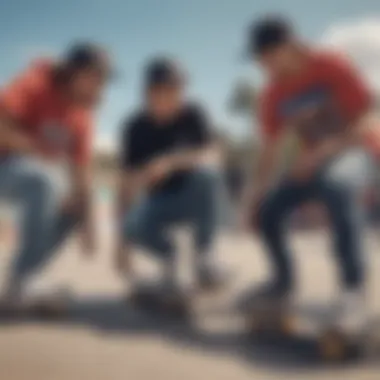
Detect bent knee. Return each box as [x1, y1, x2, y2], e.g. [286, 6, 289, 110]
[124, 212, 155, 243]
[21, 172, 59, 204]
[189, 167, 221, 190]
[124, 214, 141, 242]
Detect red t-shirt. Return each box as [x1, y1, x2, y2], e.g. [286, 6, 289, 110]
[0, 60, 92, 166]
[259, 50, 376, 154]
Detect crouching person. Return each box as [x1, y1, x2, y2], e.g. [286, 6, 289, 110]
[116, 58, 225, 300]
[0, 43, 111, 311]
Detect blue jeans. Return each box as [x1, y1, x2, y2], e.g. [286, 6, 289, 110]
[124, 168, 220, 262]
[257, 149, 373, 291]
[0, 157, 77, 285]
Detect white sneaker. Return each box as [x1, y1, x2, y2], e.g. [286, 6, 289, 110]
[336, 290, 368, 334]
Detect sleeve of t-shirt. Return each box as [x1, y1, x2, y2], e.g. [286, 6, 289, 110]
[72, 115, 93, 166]
[120, 118, 145, 170]
[0, 67, 39, 122]
[120, 122, 131, 169]
[325, 54, 372, 121]
[258, 88, 281, 144]
[188, 105, 213, 146]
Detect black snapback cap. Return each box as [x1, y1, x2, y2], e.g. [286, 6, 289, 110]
[144, 57, 185, 88]
[62, 42, 114, 78]
[245, 16, 293, 57]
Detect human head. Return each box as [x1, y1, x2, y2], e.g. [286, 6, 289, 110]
[144, 57, 186, 121]
[246, 16, 305, 77]
[55, 42, 113, 107]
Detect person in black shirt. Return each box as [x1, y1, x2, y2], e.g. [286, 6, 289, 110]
[116, 57, 222, 293]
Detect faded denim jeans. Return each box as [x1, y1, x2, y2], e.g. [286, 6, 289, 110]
[0, 156, 77, 288]
[257, 148, 373, 291]
[123, 168, 221, 263]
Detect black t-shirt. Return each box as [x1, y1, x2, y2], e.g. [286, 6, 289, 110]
[120, 103, 212, 194]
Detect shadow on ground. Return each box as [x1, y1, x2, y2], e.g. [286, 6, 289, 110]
[0, 295, 377, 374]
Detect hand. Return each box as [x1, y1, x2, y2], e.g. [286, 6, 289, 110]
[237, 192, 263, 233]
[61, 196, 80, 215]
[144, 155, 174, 186]
[79, 201, 96, 259]
[290, 159, 315, 182]
[61, 195, 95, 258]
[114, 242, 132, 276]
[237, 205, 252, 233]
[290, 141, 341, 182]
[289, 150, 322, 182]
[80, 221, 96, 259]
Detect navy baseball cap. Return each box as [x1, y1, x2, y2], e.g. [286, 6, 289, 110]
[144, 57, 186, 89]
[244, 16, 293, 57]
[62, 42, 115, 79]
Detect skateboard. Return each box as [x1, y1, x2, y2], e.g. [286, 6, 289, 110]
[197, 267, 235, 295]
[24, 293, 71, 320]
[0, 289, 72, 321]
[128, 280, 193, 320]
[241, 301, 380, 363]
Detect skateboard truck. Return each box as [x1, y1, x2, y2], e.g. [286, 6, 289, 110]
[128, 281, 192, 320]
[319, 318, 380, 362]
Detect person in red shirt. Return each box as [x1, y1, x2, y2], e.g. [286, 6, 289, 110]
[0, 43, 112, 309]
[239, 17, 377, 330]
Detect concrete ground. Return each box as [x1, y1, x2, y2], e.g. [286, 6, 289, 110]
[0, 203, 379, 380]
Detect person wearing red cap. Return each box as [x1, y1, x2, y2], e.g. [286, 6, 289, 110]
[239, 16, 378, 331]
[0, 42, 112, 309]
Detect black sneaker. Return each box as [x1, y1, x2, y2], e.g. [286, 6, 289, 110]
[197, 264, 232, 293]
[236, 281, 292, 314]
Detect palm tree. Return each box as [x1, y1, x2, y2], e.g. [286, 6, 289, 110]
[228, 79, 257, 117]
[228, 78, 301, 174]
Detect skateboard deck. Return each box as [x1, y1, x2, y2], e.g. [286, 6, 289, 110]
[24, 296, 70, 319]
[241, 303, 380, 363]
[128, 280, 193, 320]
[196, 267, 235, 295]
[235, 288, 380, 362]
[250, 323, 380, 364]
[0, 290, 72, 321]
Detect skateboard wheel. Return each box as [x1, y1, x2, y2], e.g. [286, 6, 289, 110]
[129, 291, 154, 309]
[33, 301, 68, 319]
[247, 316, 260, 334]
[128, 293, 137, 306]
[245, 310, 267, 335]
[162, 297, 189, 319]
[246, 312, 294, 337]
[0, 303, 23, 319]
[128, 291, 140, 304]
[278, 315, 295, 336]
[130, 290, 189, 319]
[199, 278, 224, 294]
[319, 330, 347, 361]
[365, 319, 380, 356]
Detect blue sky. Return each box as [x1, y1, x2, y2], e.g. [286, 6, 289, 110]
[0, 0, 379, 142]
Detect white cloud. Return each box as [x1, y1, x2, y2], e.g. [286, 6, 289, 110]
[321, 18, 380, 96]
